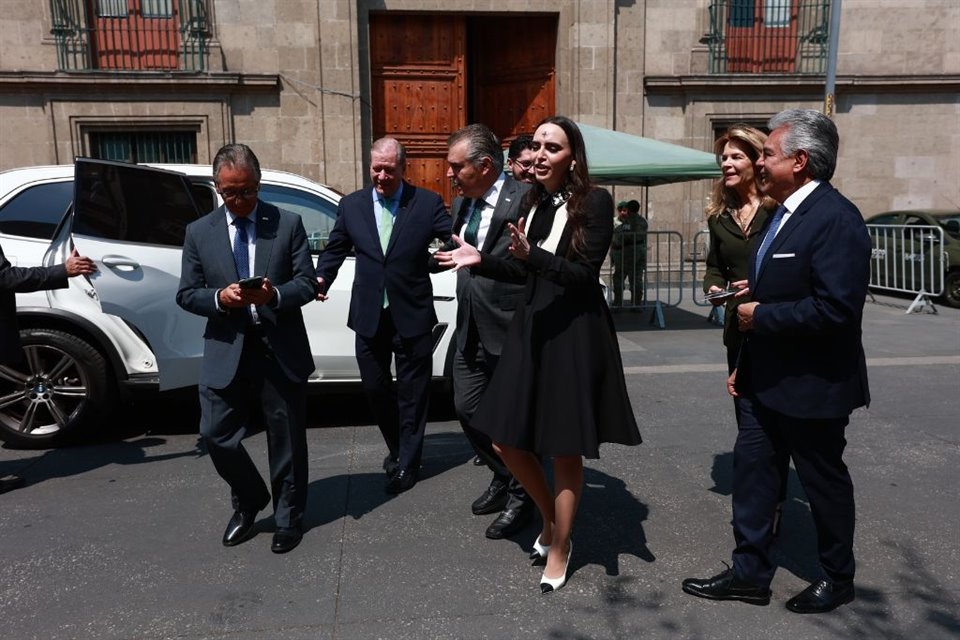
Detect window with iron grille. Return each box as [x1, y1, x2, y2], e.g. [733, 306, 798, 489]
[88, 130, 198, 164]
[705, 0, 831, 74]
[50, 0, 210, 71]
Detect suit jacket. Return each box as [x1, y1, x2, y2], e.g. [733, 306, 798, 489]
[451, 176, 530, 355]
[176, 201, 317, 389]
[703, 204, 773, 350]
[0, 244, 69, 363]
[315, 181, 450, 339]
[739, 182, 871, 419]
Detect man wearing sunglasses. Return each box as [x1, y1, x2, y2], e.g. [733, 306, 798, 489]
[177, 143, 317, 554]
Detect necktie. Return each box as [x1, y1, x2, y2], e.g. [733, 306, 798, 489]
[379, 199, 394, 307]
[754, 204, 787, 279]
[379, 198, 394, 254]
[464, 198, 484, 247]
[233, 216, 251, 279]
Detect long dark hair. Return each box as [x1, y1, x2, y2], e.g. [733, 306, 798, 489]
[521, 115, 593, 257]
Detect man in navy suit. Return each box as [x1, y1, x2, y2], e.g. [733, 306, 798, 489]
[177, 144, 317, 553]
[683, 109, 870, 613]
[445, 124, 534, 539]
[315, 137, 450, 494]
[1, 245, 96, 491]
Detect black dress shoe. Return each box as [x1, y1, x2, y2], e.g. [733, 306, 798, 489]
[471, 480, 508, 515]
[385, 468, 418, 494]
[271, 528, 303, 554]
[382, 455, 399, 478]
[485, 506, 532, 540]
[786, 579, 854, 613]
[681, 567, 771, 605]
[473, 455, 484, 466]
[222, 510, 259, 547]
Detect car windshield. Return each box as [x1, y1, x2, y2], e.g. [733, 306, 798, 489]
[933, 213, 960, 239]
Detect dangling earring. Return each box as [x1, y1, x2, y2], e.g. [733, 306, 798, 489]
[569, 161, 576, 172]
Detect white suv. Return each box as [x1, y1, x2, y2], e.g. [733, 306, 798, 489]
[0, 160, 456, 447]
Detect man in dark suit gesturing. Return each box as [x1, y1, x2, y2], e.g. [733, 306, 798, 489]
[1, 245, 96, 492]
[683, 109, 870, 613]
[315, 137, 449, 494]
[177, 144, 317, 554]
[444, 124, 534, 539]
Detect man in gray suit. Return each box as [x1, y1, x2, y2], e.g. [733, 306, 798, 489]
[445, 124, 534, 539]
[177, 144, 317, 554]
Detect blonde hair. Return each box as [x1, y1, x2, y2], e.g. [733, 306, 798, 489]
[705, 124, 774, 218]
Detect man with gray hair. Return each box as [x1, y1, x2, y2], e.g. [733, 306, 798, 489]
[445, 123, 534, 539]
[316, 137, 450, 495]
[683, 109, 870, 613]
[177, 143, 318, 553]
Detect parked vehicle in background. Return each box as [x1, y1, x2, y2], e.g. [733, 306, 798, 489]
[864, 209, 960, 308]
[0, 161, 456, 448]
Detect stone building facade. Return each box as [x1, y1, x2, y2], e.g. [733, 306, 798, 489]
[1, 1, 957, 238]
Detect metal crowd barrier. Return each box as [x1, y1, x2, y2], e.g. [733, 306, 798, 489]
[866, 224, 946, 314]
[607, 230, 684, 328]
[689, 229, 725, 326]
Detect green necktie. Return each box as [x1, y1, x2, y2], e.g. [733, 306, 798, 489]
[379, 199, 394, 307]
[464, 198, 484, 247]
[379, 198, 394, 254]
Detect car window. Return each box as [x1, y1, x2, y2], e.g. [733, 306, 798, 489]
[867, 214, 898, 226]
[0, 181, 73, 239]
[258, 184, 338, 252]
[935, 214, 960, 239]
[73, 160, 200, 247]
[904, 215, 930, 227]
[190, 183, 216, 213]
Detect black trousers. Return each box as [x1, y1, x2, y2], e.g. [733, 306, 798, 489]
[731, 394, 856, 587]
[199, 331, 308, 530]
[452, 341, 531, 511]
[356, 308, 433, 472]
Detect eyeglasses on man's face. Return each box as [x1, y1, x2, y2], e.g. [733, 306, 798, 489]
[218, 187, 260, 200]
[513, 160, 534, 170]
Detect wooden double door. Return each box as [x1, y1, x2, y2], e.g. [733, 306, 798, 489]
[370, 13, 557, 204]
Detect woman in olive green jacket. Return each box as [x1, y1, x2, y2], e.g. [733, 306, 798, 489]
[703, 125, 776, 372]
[702, 124, 786, 535]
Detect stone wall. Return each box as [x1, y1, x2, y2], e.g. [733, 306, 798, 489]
[2, 0, 958, 231]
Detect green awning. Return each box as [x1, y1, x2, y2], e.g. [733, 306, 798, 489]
[577, 123, 721, 186]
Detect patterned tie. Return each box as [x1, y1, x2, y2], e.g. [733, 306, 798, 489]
[754, 204, 787, 280]
[463, 198, 484, 247]
[233, 216, 251, 279]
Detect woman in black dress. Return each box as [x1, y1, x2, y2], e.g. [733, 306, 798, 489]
[436, 116, 641, 593]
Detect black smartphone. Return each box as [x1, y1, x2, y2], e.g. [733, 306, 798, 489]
[238, 276, 264, 289]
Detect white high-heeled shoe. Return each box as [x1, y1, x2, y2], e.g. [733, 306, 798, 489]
[540, 542, 572, 593]
[529, 536, 550, 561]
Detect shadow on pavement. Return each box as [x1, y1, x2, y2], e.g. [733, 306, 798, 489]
[575, 466, 656, 576]
[0, 436, 200, 487]
[302, 430, 472, 532]
[105, 387, 456, 441]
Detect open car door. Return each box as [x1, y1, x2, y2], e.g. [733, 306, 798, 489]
[49, 158, 205, 389]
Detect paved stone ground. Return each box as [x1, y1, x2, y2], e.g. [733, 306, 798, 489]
[1, 292, 958, 640]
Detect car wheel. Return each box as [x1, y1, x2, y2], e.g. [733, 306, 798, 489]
[0, 329, 114, 448]
[942, 271, 960, 309]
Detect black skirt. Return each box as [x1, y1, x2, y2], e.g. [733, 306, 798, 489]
[471, 272, 641, 459]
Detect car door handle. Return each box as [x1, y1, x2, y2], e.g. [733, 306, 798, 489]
[101, 255, 142, 270]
